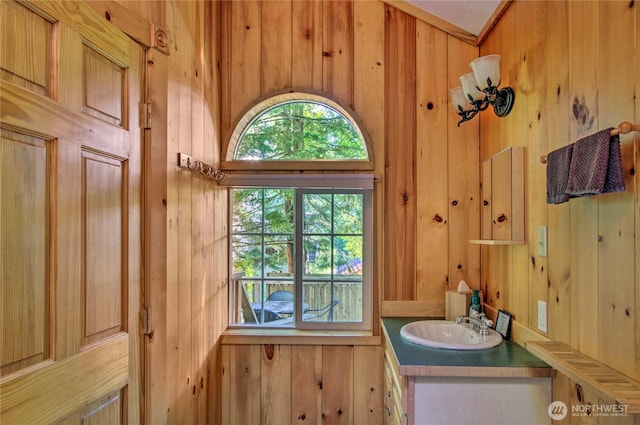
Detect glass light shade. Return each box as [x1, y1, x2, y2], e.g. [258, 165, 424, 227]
[459, 72, 484, 102]
[470, 54, 501, 90]
[449, 87, 472, 112]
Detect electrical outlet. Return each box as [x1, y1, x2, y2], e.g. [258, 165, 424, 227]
[538, 300, 547, 333]
[537, 225, 547, 257]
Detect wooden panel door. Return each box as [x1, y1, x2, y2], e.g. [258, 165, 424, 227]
[1, 1, 142, 423]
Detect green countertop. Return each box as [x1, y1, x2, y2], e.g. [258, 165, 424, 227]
[382, 317, 553, 378]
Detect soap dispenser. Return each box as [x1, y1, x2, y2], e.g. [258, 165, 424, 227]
[469, 289, 482, 318]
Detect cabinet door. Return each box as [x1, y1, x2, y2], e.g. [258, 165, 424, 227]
[480, 146, 525, 242]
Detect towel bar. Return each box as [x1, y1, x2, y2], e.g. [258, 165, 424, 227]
[540, 121, 640, 164]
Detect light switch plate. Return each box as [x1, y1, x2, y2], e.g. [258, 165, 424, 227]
[538, 300, 547, 333]
[537, 225, 547, 257]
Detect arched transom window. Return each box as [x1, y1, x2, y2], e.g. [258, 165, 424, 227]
[224, 91, 373, 170]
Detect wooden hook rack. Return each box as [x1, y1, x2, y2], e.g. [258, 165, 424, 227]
[540, 121, 640, 164]
[177, 152, 228, 184]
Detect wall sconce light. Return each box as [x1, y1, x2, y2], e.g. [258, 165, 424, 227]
[449, 54, 515, 126]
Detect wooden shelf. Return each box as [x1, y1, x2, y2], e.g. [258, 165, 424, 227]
[527, 341, 640, 413]
[469, 239, 525, 245]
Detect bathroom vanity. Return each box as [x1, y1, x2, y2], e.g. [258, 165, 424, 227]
[382, 317, 554, 425]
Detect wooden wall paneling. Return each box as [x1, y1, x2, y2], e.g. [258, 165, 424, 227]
[220, 1, 232, 135]
[596, 0, 636, 379]
[446, 36, 480, 291]
[144, 35, 169, 425]
[383, 5, 416, 300]
[291, 345, 322, 424]
[636, 0, 640, 386]
[353, 0, 384, 331]
[322, 345, 354, 425]
[544, 1, 571, 345]
[191, 1, 207, 421]
[495, 5, 528, 328]
[166, 2, 194, 422]
[322, 0, 354, 106]
[292, 0, 323, 90]
[478, 3, 510, 317]
[353, 345, 384, 425]
[229, 345, 261, 425]
[221, 345, 231, 425]
[519, 1, 548, 334]
[261, 345, 292, 425]
[567, 0, 600, 359]
[205, 1, 227, 423]
[228, 0, 261, 134]
[261, 1, 291, 94]
[415, 22, 449, 301]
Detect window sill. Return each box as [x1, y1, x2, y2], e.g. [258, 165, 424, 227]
[221, 327, 380, 346]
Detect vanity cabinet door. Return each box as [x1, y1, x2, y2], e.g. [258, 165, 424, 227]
[383, 335, 412, 425]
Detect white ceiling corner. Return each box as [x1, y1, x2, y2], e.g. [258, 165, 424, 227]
[405, 0, 501, 36]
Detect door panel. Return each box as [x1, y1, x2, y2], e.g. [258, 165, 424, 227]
[0, 129, 50, 376]
[1, 0, 142, 423]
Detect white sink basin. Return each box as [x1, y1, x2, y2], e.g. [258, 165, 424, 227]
[400, 320, 502, 350]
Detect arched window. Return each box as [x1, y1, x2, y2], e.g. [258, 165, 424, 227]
[225, 91, 373, 331]
[224, 91, 373, 170]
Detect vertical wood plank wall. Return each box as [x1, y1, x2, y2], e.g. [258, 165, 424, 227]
[219, 1, 479, 424]
[481, 1, 640, 419]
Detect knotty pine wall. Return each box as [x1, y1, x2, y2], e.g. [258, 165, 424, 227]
[152, 2, 228, 424]
[218, 1, 480, 424]
[479, 0, 640, 419]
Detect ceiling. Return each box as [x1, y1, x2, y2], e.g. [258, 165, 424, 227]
[405, 0, 502, 36]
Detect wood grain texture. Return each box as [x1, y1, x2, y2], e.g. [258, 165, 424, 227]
[261, 1, 291, 94]
[567, 0, 600, 360]
[261, 345, 292, 425]
[596, 0, 635, 379]
[544, 0, 571, 346]
[322, 346, 354, 425]
[1, 335, 128, 424]
[291, 345, 322, 425]
[292, 0, 323, 90]
[528, 341, 640, 413]
[446, 36, 480, 292]
[1, 4, 142, 423]
[415, 21, 449, 302]
[0, 130, 48, 375]
[322, 0, 354, 107]
[383, 4, 416, 301]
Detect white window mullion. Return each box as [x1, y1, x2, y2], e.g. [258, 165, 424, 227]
[294, 189, 304, 326]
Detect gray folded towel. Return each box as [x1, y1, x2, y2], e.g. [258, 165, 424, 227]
[546, 144, 573, 204]
[566, 128, 625, 197]
[602, 134, 625, 194]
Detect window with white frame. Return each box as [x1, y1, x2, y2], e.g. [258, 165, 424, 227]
[226, 92, 373, 331]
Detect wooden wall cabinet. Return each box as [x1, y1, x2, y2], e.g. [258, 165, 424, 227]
[471, 146, 525, 245]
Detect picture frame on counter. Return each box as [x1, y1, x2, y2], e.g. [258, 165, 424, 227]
[495, 309, 512, 339]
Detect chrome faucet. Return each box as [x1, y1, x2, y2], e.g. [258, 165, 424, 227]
[456, 313, 491, 336]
